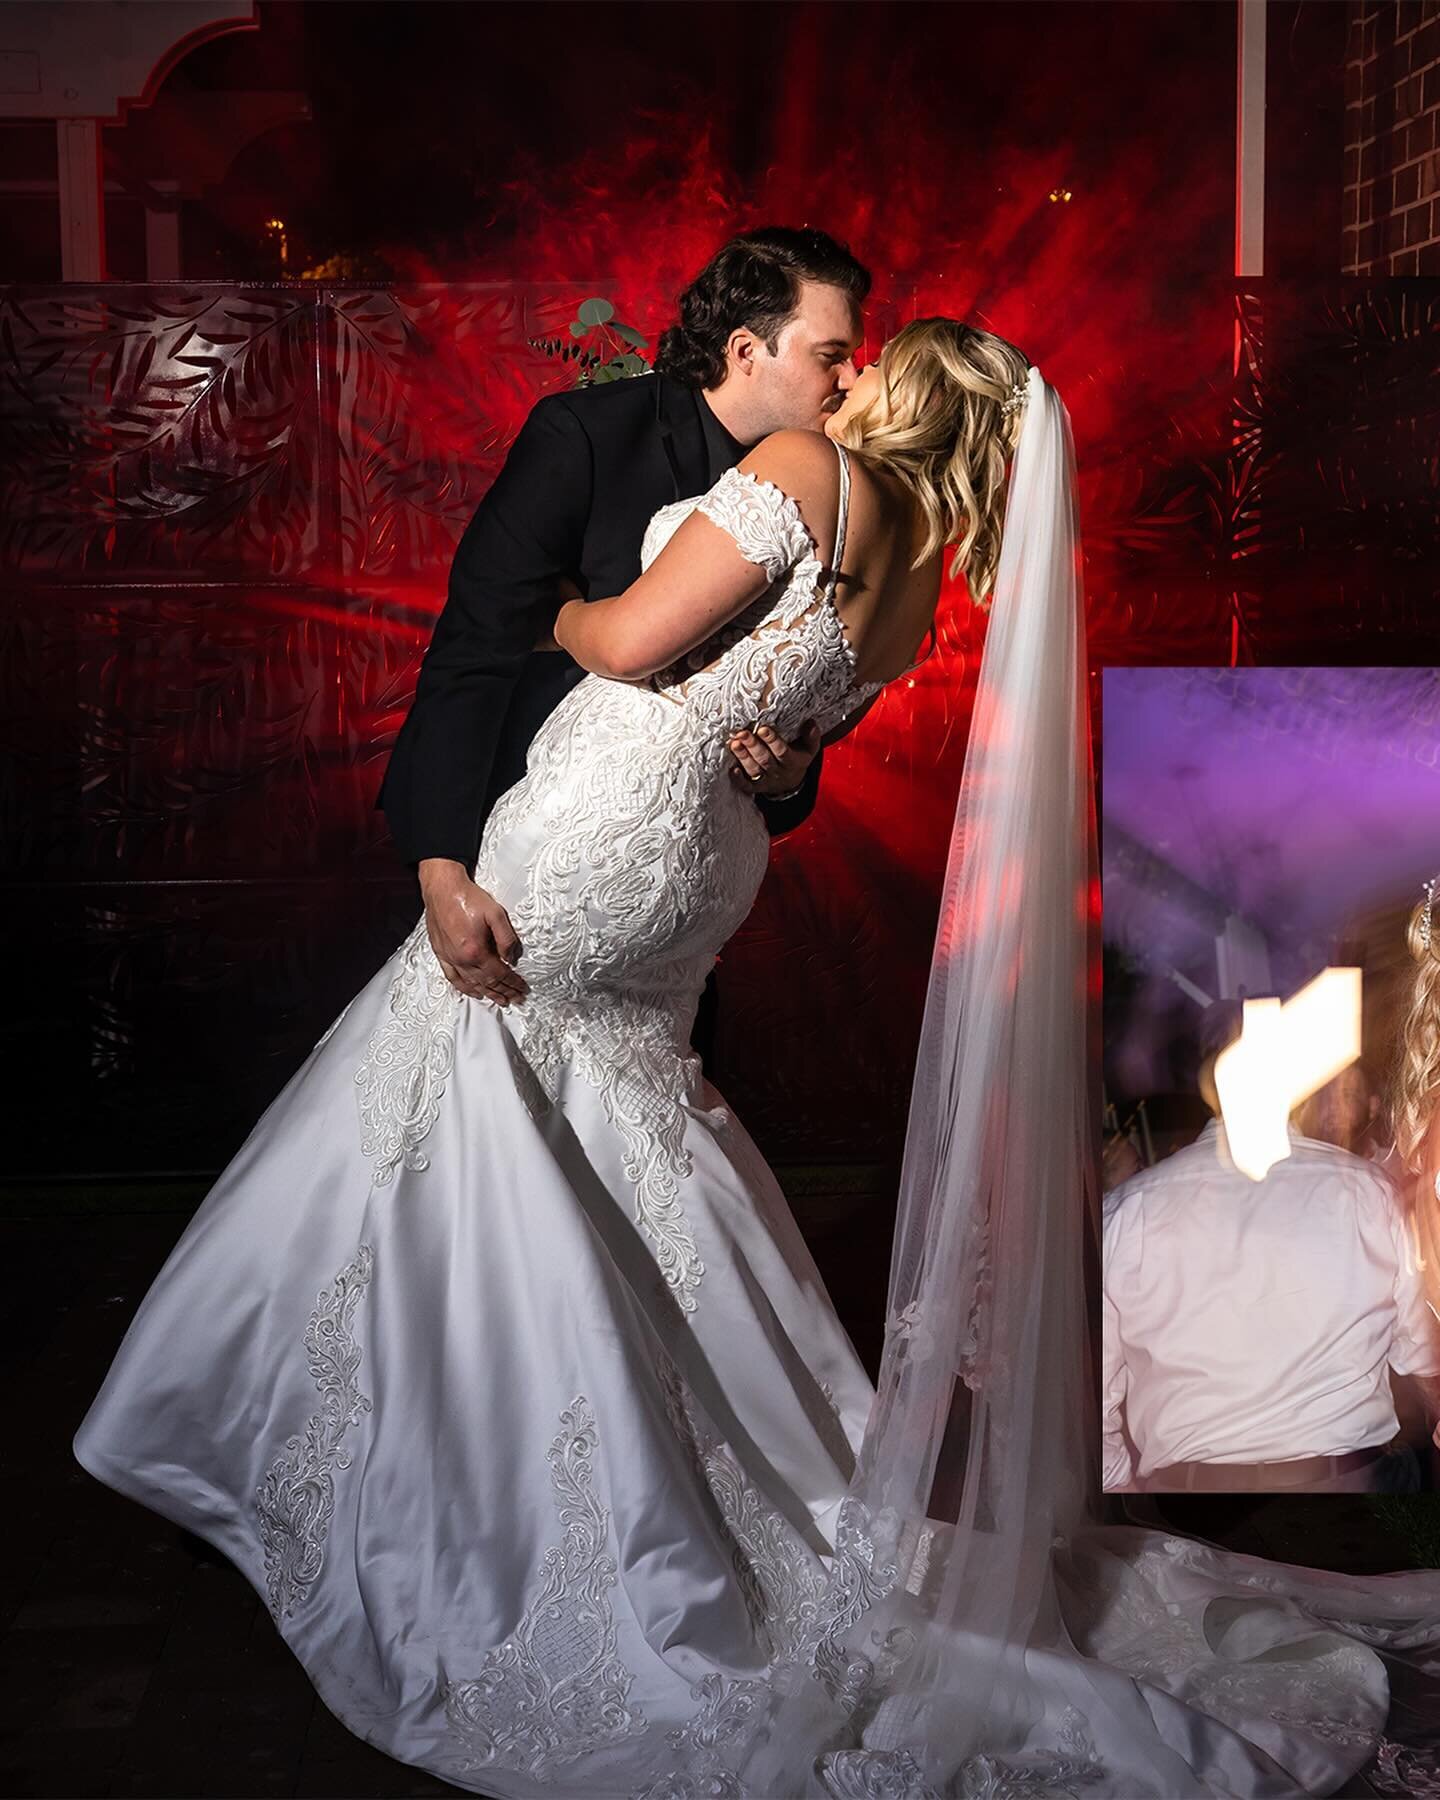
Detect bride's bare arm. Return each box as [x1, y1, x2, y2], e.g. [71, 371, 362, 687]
[554, 431, 839, 681]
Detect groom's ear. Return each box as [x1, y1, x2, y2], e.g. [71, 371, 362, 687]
[723, 326, 760, 380]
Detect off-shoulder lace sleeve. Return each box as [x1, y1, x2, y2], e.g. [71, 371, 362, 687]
[693, 467, 815, 586]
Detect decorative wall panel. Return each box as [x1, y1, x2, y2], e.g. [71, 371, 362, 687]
[330, 285, 589, 579]
[0, 287, 322, 581]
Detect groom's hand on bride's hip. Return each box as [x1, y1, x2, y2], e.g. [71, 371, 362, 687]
[418, 860, 528, 1007]
[726, 719, 820, 798]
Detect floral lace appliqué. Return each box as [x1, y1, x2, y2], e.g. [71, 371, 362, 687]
[692, 466, 817, 582]
[630, 1673, 764, 1800]
[255, 1243, 375, 1619]
[439, 448, 889, 1315]
[809, 1497, 905, 1711]
[567, 1001, 710, 1310]
[1068, 1537, 1387, 1760]
[817, 1708, 1105, 1799]
[354, 922, 461, 1184]
[443, 1396, 646, 1775]
[657, 1355, 827, 1661]
[499, 987, 710, 1312]
[1367, 1736, 1440, 1797]
[644, 460, 883, 738]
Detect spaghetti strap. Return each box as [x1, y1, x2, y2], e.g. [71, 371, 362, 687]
[827, 441, 851, 600]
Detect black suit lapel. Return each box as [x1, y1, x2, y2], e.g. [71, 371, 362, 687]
[653, 375, 710, 503]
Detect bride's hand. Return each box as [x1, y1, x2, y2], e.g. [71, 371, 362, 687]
[726, 719, 822, 797]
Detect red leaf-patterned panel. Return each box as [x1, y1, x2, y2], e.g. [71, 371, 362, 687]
[0, 287, 321, 580]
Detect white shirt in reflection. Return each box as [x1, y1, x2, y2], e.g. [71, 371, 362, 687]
[1102, 1119, 1440, 1487]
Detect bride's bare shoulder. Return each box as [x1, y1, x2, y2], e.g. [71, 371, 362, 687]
[738, 429, 840, 492]
[736, 430, 842, 544]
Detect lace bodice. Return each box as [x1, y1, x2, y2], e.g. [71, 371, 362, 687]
[638, 450, 885, 745]
[382, 446, 890, 1317]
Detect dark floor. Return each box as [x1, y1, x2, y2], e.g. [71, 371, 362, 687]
[0, 1181, 1432, 1800]
[0, 1194, 467, 1799]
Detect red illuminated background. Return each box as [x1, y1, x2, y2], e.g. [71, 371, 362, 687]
[2, 1, 1436, 1187]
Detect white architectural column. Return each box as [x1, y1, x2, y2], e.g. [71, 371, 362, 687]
[1, 2, 256, 279]
[1236, 0, 1267, 278]
[56, 116, 105, 279]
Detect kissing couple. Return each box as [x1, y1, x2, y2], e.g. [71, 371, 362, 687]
[76, 227, 1440, 1797]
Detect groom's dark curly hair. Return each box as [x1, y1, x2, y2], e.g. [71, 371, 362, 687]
[654, 227, 871, 390]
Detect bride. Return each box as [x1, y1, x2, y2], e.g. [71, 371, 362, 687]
[75, 318, 1440, 1800]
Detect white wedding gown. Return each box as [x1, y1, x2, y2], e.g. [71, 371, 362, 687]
[74, 438, 1440, 1800]
[75, 452, 887, 1799]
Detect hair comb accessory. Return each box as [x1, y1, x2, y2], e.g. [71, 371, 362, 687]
[1000, 381, 1028, 419]
[1421, 873, 1439, 954]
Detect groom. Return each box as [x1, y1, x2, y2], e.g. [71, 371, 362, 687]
[379, 226, 870, 1048]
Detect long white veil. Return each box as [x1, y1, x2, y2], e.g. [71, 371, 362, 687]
[708, 369, 1440, 1799]
[727, 364, 1103, 1795]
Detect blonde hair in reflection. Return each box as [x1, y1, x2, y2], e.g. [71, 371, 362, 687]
[832, 317, 1031, 606]
[1392, 891, 1440, 1301]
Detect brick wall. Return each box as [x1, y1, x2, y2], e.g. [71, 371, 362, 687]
[1344, 0, 1440, 274]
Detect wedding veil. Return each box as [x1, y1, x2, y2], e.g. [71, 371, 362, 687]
[729, 364, 1102, 1795]
[717, 368, 1440, 1799]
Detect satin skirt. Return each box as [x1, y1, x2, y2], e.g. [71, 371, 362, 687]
[74, 932, 875, 1799]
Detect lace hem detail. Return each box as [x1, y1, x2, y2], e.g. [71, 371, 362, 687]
[443, 1396, 647, 1775]
[1063, 1534, 1389, 1758]
[810, 1499, 906, 1709]
[657, 1354, 827, 1661]
[1367, 1736, 1440, 1797]
[816, 1708, 1105, 1799]
[255, 1243, 375, 1620]
[630, 1673, 764, 1799]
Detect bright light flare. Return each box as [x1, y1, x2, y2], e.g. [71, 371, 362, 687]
[1215, 968, 1363, 1180]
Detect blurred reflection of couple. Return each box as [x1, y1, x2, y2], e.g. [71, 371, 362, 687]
[1105, 912, 1440, 1495]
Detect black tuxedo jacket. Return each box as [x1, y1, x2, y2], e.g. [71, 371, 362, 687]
[378, 372, 824, 867]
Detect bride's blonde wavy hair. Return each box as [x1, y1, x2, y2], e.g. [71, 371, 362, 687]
[1391, 887, 1440, 1301]
[831, 317, 1031, 605]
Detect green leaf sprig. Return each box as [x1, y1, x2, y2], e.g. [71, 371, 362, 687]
[529, 297, 650, 387]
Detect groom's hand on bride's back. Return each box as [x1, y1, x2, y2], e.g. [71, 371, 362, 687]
[418, 859, 528, 1008]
